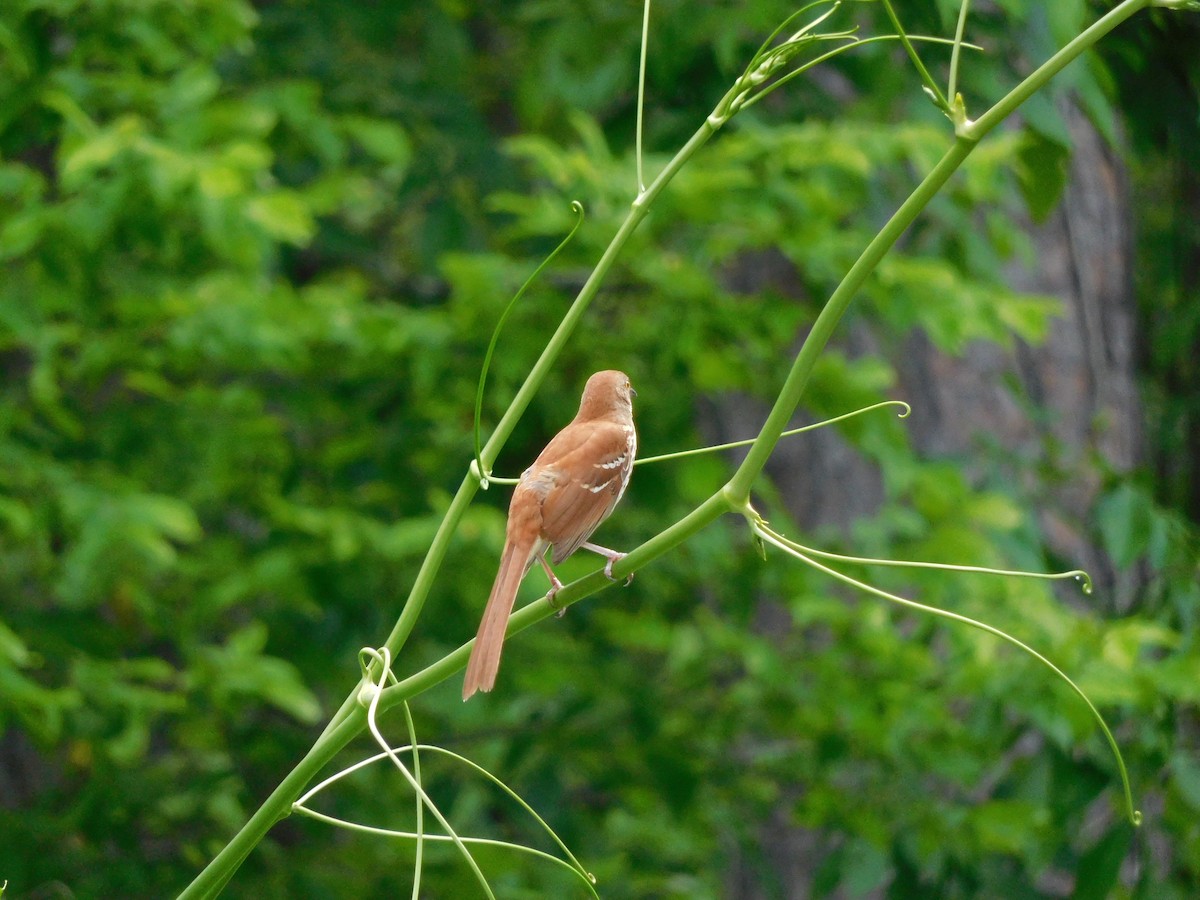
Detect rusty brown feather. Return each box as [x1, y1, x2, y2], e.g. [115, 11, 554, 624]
[463, 370, 636, 700]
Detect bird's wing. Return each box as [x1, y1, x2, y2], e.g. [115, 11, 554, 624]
[529, 421, 632, 564]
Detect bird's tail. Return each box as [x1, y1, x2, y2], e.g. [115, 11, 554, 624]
[463, 537, 531, 700]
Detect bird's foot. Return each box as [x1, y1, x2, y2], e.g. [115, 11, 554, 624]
[582, 542, 634, 585]
[600, 556, 628, 585]
[603, 553, 633, 585]
[538, 555, 567, 616]
[546, 584, 569, 618]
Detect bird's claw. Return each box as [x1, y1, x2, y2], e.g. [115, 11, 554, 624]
[603, 553, 632, 585]
[546, 585, 568, 618]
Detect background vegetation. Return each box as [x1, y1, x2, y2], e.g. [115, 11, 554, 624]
[1, 0, 1197, 897]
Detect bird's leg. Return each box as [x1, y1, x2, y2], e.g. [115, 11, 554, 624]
[537, 554, 569, 618]
[581, 542, 633, 585]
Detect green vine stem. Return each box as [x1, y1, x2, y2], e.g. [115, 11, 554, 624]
[294, 743, 600, 896]
[360, 651, 492, 897]
[750, 519, 1141, 826]
[472, 201, 586, 488]
[180, 1, 1176, 894]
[879, 0, 950, 113]
[635, 401, 911, 466]
[947, 0, 972, 105]
[635, 0, 652, 193]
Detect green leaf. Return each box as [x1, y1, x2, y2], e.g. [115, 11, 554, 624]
[1095, 484, 1154, 567]
[1016, 129, 1070, 223]
[130, 494, 203, 544]
[971, 800, 1048, 855]
[1073, 825, 1131, 900]
[0, 618, 33, 667]
[0, 210, 45, 259]
[342, 116, 412, 170]
[0, 496, 33, 539]
[840, 838, 890, 897]
[59, 115, 144, 186]
[246, 191, 316, 245]
[197, 623, 322, 725]
[1171, 752, 1200, 813]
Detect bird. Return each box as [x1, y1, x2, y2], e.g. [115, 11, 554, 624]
[463, 370, 637, 700]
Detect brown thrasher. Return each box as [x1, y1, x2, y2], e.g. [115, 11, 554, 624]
[463, 370, 637, 700]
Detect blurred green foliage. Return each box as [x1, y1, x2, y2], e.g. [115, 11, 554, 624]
[0, 1, 1197, 898]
